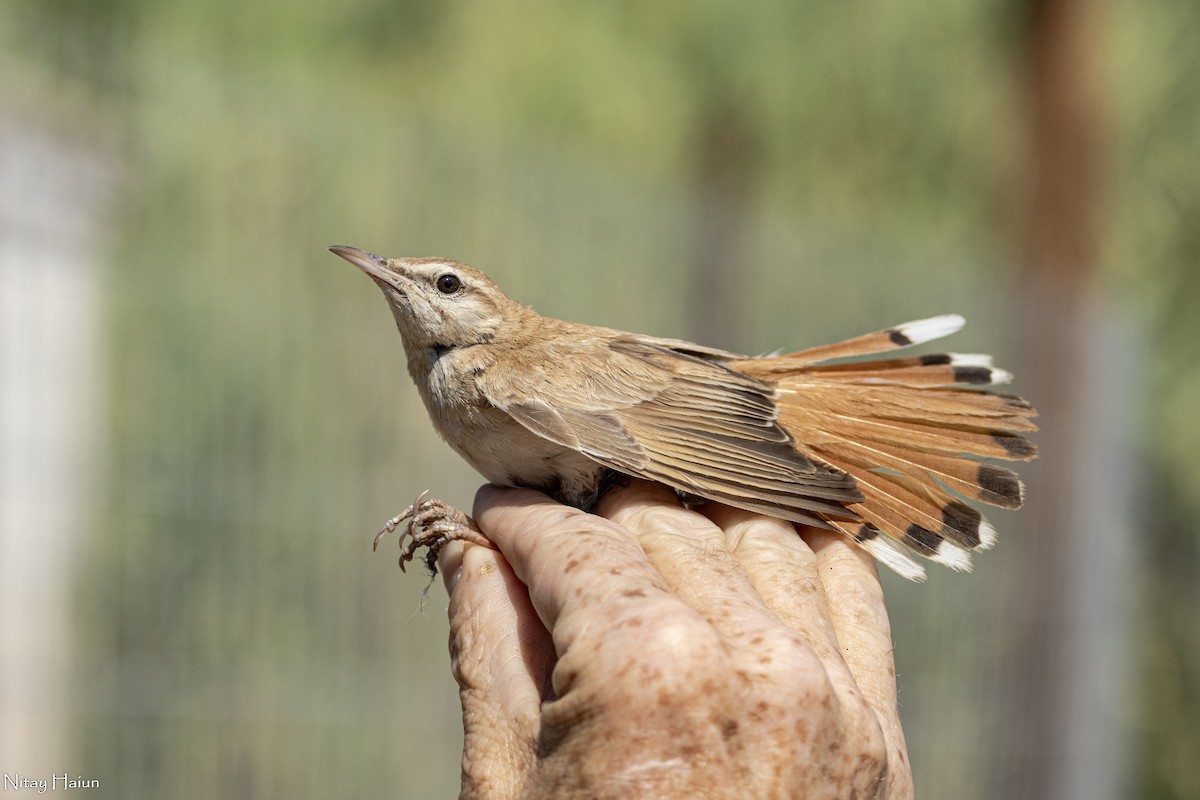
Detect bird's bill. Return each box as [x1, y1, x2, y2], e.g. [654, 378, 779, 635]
[328, 245, 409, 292]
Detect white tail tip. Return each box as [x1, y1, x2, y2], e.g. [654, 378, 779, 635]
[890, 314, 966, 347]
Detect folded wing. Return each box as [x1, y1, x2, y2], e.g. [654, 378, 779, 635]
[480, 334, 863, 528]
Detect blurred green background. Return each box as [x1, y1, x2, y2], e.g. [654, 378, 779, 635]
[2, 1, 1197, 798]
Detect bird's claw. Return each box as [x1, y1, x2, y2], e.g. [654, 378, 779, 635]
[372, 489, 430, 551]
[372, 490, 490, 574]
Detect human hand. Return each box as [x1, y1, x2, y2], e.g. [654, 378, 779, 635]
[437, 480, 913, 799]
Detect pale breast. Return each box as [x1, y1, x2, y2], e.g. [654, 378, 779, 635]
[416, 346, 612, 508]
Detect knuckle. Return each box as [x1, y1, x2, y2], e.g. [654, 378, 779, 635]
[636, 507, 722, 546]
[843, 692, 890, 781]
[753, 628, 829, 686]
[584, 610, 727, 697]
[640, 613, 723, 664]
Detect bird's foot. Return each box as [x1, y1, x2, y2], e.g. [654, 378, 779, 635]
[373, 490, 493, 574]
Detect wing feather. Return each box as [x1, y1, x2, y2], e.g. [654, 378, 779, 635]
[481, 335, 862, 521]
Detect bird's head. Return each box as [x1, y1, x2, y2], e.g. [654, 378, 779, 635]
[329, 246, 516, 353]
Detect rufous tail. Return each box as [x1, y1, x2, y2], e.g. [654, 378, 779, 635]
[737, 315, 1038, 581]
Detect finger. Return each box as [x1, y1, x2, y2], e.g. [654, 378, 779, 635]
[438, 538, 468, 596]
[803, 526, 911, 793]
[471, 484, 683, 650]
[442, 540, 551, 793]
[802, 528, 899, 719]
[597, 482, 783, 640]
[700, 504, 846, 667]
[697, 502, 891, 737]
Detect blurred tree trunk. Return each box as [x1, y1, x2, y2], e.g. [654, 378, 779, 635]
[1022, 0, 1099, 284]
[686, 103, 756, 348]
[1002, 1, 1131, 798]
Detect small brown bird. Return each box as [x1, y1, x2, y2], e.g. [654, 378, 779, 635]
[331, 245, 1037, 581]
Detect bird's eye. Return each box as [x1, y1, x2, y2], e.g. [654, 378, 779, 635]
[436, 274, 462, 294]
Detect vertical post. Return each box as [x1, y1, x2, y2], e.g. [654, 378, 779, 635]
[0, 116, 113, 773]
[999, 2, 1134, 798]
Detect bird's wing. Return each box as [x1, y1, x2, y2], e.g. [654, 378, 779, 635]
[477, 334, 863, 526]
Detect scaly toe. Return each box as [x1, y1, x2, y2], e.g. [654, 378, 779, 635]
[371, 489, 430, 551]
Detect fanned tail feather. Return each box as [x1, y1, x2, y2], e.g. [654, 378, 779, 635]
[736, 315, 1038, 581]
[741, 314, 966, 372]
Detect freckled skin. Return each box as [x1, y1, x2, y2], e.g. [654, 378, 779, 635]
[441, 482, 914, 799]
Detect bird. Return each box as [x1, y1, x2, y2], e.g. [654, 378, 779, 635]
[330, 245, 1037, 581]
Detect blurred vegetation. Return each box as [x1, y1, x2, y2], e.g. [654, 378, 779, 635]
[3, 0, 1197, 797]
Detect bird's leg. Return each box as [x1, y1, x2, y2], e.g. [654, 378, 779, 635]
[373, 491, 494, 574]
[675, 488, 709, 511]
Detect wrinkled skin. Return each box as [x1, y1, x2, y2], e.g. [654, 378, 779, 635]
[438, 480, 914, 800]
